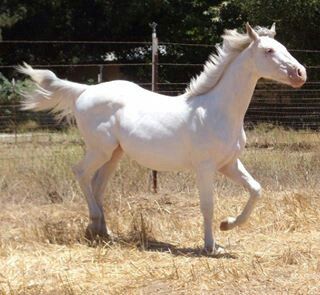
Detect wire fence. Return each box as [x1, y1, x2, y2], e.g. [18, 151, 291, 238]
[1, 39, 320, 144]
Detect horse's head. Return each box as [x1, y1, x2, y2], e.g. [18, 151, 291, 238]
[247, 23, 306, 88]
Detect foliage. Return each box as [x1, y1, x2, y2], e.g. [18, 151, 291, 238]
[0, 74, 46, 131]
[0, 0, 318, 131]
[1, 1, 319, 57]
[232, 0, 320, 48]
[0, 73, 30, 103]
[0, 1, 319, 86]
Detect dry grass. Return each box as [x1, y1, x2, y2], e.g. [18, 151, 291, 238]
[0, 126, 320, 294]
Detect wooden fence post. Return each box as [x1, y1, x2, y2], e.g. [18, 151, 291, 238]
[150, 22, 158, 193]
[98, 65, 103, 83]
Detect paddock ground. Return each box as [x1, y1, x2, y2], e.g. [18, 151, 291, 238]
[0, 126, 319, 294]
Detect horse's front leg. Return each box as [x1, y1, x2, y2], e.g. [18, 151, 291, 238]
[219, 158, 261, 231]
[196, 162, 225, 255]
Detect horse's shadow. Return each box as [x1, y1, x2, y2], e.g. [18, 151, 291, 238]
[86, 235, 237, 259]
[137, 239, 237, 259]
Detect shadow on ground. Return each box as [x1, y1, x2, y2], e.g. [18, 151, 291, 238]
[84, 234, 237, 259]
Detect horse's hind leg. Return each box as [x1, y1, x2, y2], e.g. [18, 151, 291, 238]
[91, 146, 124, 238]
[72, 149, 113, 240]
[219, 158, 261, 231]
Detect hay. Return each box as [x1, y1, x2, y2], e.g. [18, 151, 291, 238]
[0, 127, 320, 294]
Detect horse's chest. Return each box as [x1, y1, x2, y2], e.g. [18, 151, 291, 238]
[216, 134, 246, 167]
[193, 130, 246, 168]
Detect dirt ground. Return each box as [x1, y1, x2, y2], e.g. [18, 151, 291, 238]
[0, 127, 320, 294]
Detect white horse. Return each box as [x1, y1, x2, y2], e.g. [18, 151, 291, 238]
[18, 24, 306, 255]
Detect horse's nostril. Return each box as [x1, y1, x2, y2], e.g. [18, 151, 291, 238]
[297, 68, 302, 77]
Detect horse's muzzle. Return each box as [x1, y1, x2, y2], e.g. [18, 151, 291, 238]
[289, 65, 307, 88]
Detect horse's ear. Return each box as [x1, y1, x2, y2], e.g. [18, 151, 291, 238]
[270, 22, 276, 36]
[246, 22, 259, 41]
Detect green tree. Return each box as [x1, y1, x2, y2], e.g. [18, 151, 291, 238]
[0, 1, 228, 84]
[0, 0, 319, 84]
[231, 0, 320, 49]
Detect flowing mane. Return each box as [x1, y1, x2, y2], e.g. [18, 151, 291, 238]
[185, 26, 276, 98]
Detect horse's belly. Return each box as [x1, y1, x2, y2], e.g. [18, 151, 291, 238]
[119, 131, 190, 171]
[122, 142, 190, 171]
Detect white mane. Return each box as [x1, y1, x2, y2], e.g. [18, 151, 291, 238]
[185, 26, 275, 98]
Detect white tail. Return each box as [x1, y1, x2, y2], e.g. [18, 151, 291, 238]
[17, 63, 89, 120]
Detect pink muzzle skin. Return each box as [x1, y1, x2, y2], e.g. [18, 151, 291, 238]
[288, 65, 307, 88]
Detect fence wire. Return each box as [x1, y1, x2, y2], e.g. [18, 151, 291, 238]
[1, 40, 320, 143]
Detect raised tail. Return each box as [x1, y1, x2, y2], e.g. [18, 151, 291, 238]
[17, 63, 89, 120]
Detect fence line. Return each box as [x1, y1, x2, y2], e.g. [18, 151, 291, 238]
[1, 40, 320, 138]
[2, 63, 320, 69]
[2, 39, 320, 52]
[0, 63, 152, 69]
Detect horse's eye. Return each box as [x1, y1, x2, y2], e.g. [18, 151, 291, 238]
[266, 48, 274, 54]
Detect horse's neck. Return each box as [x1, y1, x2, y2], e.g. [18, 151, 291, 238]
[206, 49, 258, 124]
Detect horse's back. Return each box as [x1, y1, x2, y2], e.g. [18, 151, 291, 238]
[75, 80, 141, 109]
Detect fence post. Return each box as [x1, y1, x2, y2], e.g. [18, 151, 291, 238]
[98, 65, 103, 83]
[150, 22, 158, 193]
[11, 78, 17, 144]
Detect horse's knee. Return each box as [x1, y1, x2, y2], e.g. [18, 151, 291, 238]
[72, 164, 90, 185]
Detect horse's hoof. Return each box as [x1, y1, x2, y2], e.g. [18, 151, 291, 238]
[85, 224, 114, 243]
[220, 220, 230, 231]
[85, 225, 99, 241]
[212, 245, 226, 256]
[203, 244, 226, 257]
[85, 224, 103, 240]
[105, 228, 115, 241]
[220, 217, 236, 231]
[99, 229, 114, 243]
